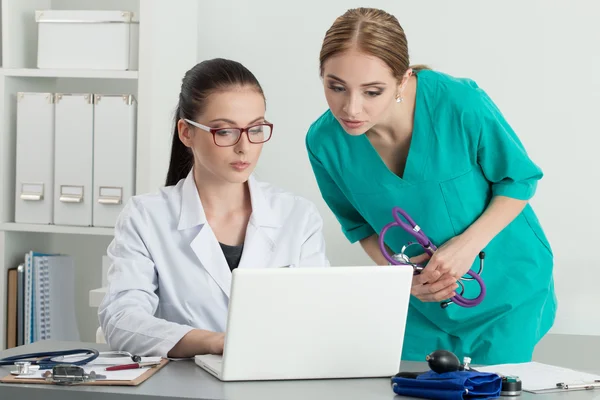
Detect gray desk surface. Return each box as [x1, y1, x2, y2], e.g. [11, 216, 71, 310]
[0, 341, 599, 400]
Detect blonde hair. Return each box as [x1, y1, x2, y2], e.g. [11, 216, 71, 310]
[319, 8, 429, 81]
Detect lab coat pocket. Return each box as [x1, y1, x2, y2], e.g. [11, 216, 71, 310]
[439, 168, 491, 236]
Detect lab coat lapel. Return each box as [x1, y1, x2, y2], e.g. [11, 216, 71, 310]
[237, 175, 280, 270]
[190, 225, 232, 297]
[178, 171, 232, 297]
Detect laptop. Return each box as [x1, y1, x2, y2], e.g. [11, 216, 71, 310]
[194, 265, 413, 381]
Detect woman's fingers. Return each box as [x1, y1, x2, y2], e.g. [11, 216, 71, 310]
[412, 275, 456, 296]
[419, 284, 459, 302]
[414, 268, 441, 285]
[415, 255, 445, 284]
[411, 275, 459, 302]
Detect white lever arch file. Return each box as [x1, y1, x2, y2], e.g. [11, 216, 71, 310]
[15, 92, 56, 224]
[54, 93, 94, 226]
[93, 94, 137, 227]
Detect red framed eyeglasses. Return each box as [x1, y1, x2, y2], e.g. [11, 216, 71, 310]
[184, 119, 273, 147]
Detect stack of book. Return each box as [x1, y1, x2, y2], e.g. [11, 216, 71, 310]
[6, 251, 80, 348]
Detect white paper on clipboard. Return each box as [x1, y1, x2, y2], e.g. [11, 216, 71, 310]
[477, 361, 600, 393]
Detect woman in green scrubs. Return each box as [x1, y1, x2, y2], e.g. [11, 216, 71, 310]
[306, 7, 556, 365]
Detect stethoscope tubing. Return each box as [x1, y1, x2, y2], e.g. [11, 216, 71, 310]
[379, 206, 486, 308]
[0, 348, 99, 369]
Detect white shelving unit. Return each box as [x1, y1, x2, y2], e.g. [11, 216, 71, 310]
[0, 222, 113, 236]
[0, 0, 141, 349]
[0, 0, 201, 351]
[2, 68, 138, 79]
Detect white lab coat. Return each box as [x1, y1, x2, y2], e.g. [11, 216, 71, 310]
[98, 170, 329, 357]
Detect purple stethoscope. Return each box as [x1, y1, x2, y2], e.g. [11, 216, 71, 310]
[379, 206, 486, 308]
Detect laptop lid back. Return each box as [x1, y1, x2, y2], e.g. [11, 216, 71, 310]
[221, 266, 413, 381]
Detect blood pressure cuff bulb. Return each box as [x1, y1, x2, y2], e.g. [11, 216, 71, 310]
[391, 370, 502, 400]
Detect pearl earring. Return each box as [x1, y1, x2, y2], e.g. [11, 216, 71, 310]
[396, 96, 403, 103]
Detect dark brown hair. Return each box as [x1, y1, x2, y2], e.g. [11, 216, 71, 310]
[165, 58, 265, 186]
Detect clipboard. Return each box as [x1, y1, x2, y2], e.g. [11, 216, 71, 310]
[0, 358, 169, 386]
[477, 361, 600, 394]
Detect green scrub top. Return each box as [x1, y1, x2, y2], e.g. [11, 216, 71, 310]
[305, 69, 557, 365]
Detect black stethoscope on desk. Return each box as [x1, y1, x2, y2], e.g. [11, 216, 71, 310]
[0, 348, 141, 371]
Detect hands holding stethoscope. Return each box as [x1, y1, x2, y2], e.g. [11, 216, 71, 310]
[408, 235, 484, 304]
[380, 207, 486, 308]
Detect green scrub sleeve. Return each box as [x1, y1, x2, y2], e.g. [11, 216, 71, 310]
[473, 89, 543, 200]
[306, 144, 375, 243]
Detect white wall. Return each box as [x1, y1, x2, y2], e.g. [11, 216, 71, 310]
[188, 0, 600, 336]
[136, 0, 200, 194]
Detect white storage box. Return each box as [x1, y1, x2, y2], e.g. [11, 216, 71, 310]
[35, 10, 139, 70]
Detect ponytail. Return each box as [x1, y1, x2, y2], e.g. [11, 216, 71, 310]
[409, 64, 431, 73]
[164, 107, 193, 186]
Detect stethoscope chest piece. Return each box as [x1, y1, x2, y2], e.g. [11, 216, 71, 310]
[10, 361, 39, 376]
[390, 251, 423, 274]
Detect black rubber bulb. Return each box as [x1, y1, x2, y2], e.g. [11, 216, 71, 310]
[426, 350, 461, 374]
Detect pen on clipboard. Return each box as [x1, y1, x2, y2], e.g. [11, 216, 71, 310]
[556, 380, 600, 390]
[105, 362, 161, 371]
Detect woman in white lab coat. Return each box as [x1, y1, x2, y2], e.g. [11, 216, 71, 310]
[98, 58, 330, 358]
